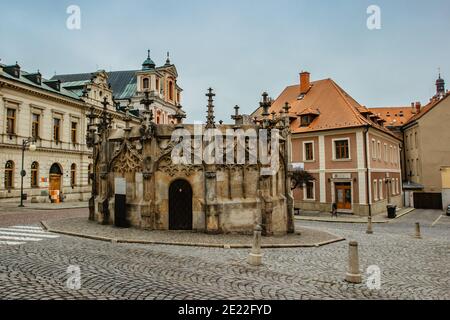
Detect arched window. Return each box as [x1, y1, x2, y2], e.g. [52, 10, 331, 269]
[5, 161, 14, 189]
[156, 78, 160, 92]
[70, 164, 76, 187]
[31, 162, 39, 188]
[88, 164, 93, 185]
[143, 78, 149, 90]
[168, 81, 174, 100]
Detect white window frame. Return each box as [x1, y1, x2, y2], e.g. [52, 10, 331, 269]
[303, 181, 316, 201]
[377, 141, 382, 160]
[373, 180, 378, 201]
[332, 138, 351, 161]
[372, 139, 377, 159]
[379, 179, 384, 200]
[303, 141, 315, 162]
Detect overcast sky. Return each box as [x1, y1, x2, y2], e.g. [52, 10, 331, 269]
[1, 0, 449, 122]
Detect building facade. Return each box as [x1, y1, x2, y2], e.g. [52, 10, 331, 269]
[53, 51, 183, 125]
[401, 75, 450, 209]
[0, 62, 136, 203]
[262, 72, 403, 216]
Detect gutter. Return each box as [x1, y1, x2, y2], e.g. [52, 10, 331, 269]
[363, 125, 372, 218]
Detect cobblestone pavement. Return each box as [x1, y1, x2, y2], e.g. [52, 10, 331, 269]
[0, 207, 87, 227]
[0, 209, 449, 300]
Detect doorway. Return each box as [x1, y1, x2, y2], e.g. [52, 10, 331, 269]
[169, 179, 193, 230]
[335, 182, 352, 210]
[49, 163, 62, 203]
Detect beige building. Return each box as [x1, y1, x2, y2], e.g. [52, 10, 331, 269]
[0, 62, 136, 203]
[402, 76, 450, 209]
[53, 51, 183, 124]
[261, 71, 403, 216]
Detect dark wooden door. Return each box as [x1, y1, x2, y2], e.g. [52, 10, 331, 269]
[414, 192, 443, 210]
[169, 179, 193, 230]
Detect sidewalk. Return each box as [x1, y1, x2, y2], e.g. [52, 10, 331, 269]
[0, 201, 88, 211]
[295, 207, 415, 223]
[41, 217, 345, 249]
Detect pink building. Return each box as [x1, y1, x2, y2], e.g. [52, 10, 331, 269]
[268, 72, 403, 216]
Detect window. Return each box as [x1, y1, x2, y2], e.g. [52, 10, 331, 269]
[373, 180, 378, 201]
[394, 147, 397, 164]
[405, 136, 409, 151]
[53, 118, 61, 142]
[31, 113, 40, 139]
[415, 132, 418, 149]
[304, 142, 314, 161]
[390, 146, 393, 163]
[305, 181, 315, 200]
[31, 162, 39, 188]
[177, 91, 180, 103]
[71, 122, 78, 144]
[334, 139, 349, 160]
[384, 144, 388, 162]
[379, 179, 383, 200]
[5, 161, 14, 189]
[300, 115, 314, 127]
[6, 108, 16, 135]
[372, 139, 376, 159]
[416, 158, 419, 177]
[143, 78, 149, 90]
[377, 141, 382, 160]
[70, 163, 76, 187]
[168, 81, 174, 100]
[156, 78, 160, 92]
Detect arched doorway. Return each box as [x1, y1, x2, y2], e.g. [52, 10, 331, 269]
[169, 179, 193, 230]
[49, 163, 63, 202]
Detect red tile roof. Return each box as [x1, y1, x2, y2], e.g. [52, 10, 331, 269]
[369, 107, 415, 127]
[268, 78, 398, 139]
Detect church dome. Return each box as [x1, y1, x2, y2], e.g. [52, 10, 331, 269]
[142, 50, 155, 70]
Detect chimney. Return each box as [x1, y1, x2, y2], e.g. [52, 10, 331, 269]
[415, 102, 421, 114]
[300, 71, 311, 95]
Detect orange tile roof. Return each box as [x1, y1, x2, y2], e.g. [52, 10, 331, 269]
[268, 78, 398, 138]
[403, 93, 450, 126]
[369, 106, 415, 127]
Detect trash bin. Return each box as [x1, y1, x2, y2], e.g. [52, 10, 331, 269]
[387, 204, 397, 219]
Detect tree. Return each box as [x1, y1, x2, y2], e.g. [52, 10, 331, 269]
[290, 170, 315, 191]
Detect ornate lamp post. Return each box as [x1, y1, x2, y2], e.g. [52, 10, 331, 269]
[19, 138, 36, 207]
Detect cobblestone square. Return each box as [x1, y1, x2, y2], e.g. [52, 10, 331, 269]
[0, 207, 448, 300]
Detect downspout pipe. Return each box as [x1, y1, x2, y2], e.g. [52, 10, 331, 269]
[363, 125, 372, 218]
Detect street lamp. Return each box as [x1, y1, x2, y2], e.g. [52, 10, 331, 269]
[19, 137, 36, 207]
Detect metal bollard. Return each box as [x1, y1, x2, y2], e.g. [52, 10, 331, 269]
[247, 224, 263, 266]
[366, 216, 373, 234]
[415, 222, 422, 239]
[345, 241, 362, 284]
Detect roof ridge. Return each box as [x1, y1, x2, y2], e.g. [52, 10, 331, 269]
[328, 79, 368, 126]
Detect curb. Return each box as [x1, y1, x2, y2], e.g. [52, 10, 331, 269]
[295, 208, 416, 224]
[40, 221, 345, 249]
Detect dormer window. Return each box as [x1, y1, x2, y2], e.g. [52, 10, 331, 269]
[297, 107, 320, 127]
[301, 115, 314, 127]
[4, 64, 21, 78]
